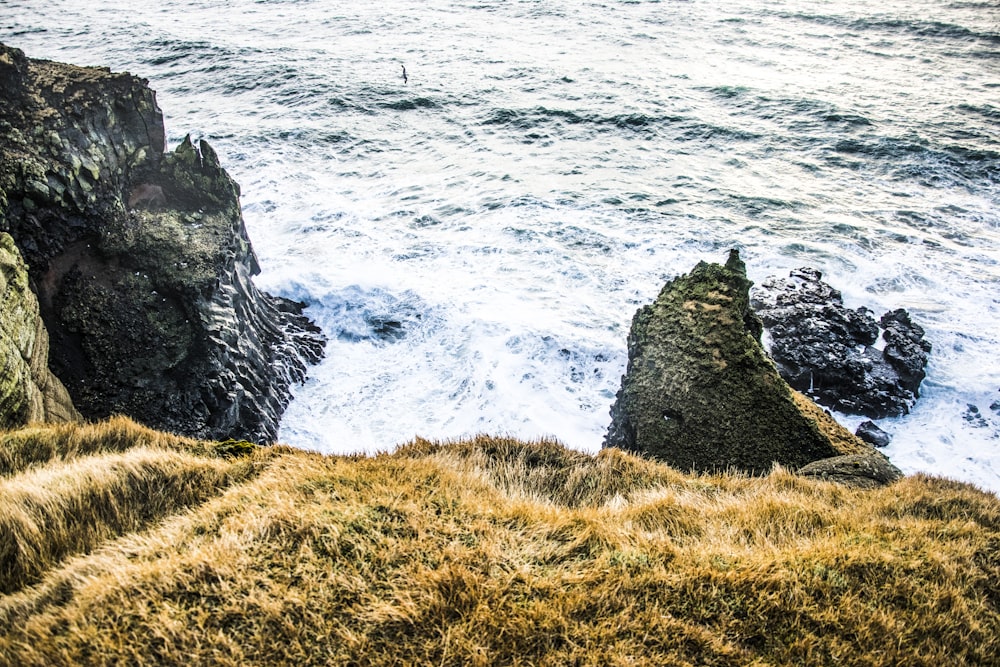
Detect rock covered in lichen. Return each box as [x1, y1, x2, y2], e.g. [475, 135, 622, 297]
[0, 44, 166, 262]
[797, 452, 903, 489]
[604, 250, 871, 475]
[0, 232, 79, 428]
[0, 43, 324, 442]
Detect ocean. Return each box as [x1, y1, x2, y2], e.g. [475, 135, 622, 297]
[2, 0, 999, 489]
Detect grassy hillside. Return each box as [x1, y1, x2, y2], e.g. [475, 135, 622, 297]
[1, 418, 998, 666]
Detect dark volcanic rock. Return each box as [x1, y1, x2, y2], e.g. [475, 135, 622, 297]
[855, 420, 891, 448]
[880, 308, 931, 392]
[604, 250, 869, 474]
[751, 267, 930, 418]
[0, 44, 324, 442]
[963, 404, 989, 428]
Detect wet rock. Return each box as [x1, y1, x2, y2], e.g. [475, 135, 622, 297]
[796, 452, 903, 489]
[603, 250, 869, 474]
[367, 317, 406, 341]
[0, 232, 80, 427]
[963, 404, 989, 428]
[855, 420, 891, 448]
[880, 309, 931, 394]
[0, 43, 324, 442]
[323, 286, 426, 344]
[751, 267, 931, 418]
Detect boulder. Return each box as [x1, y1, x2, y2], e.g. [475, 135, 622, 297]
[751, 267, 930, 418]
[855, 420, 891, 448]
[880, 308, 932, 394]
[0, 232, 80, 428]
[0, 43, 324, 442]
[797, 453, 903, 489]
[604, 250, 869, 474]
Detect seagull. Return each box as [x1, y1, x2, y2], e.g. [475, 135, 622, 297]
[401, 65, 408, 84]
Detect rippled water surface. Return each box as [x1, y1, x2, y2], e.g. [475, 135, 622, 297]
[3, 0, 999, 488]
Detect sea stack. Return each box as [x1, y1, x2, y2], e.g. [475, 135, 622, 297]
[604, 250, 889, 477]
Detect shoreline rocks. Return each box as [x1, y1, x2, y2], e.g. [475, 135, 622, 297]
[751, 267, 931, 418]
[0, 43, 324, 442]
[855, 420, 892, 448]
[603, 250, 889, 478]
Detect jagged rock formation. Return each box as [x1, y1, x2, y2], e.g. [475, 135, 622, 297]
[0, 44, 324, 442]
[751, 267, 931, 418]
[0, 232, 80, 428]
[604, 250, 876, 475]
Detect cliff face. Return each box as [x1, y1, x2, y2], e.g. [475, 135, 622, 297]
[0, 232, 80, 428]
[0, 44, 324, 442]
[604, 250, 878, 475]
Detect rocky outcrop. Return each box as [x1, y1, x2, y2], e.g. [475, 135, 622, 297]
[604, 250, 872, 475]
[0, 232, 80, 428]
[0, 44, 324, 442]
[750, 268, 930, 418]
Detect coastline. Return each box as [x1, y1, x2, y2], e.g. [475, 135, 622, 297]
[0, 44, 998, 666]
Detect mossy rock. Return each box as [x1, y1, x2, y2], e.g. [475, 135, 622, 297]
[797, 452, 903, 489]
[0, 44, 324, 442]
[605, 250, 868, 474]
[0, 231, 79, 427]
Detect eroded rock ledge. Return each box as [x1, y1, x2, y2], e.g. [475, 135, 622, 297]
[0, 44, 324, 442]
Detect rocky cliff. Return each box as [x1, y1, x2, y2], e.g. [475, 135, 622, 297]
[604, 250, 893, 481]
[0, 232, 79, 428]
[0, 44, 324, 442]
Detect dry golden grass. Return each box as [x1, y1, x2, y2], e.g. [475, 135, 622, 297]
[1, 421, 998, 666]
[0, 415, 238, 476]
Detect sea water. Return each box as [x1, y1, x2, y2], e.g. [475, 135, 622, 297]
[3, 0, 999, 489]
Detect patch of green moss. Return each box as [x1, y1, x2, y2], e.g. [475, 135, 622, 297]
[212, 438, 259, 458]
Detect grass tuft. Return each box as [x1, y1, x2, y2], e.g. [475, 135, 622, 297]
[0, 415, 227, 477]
